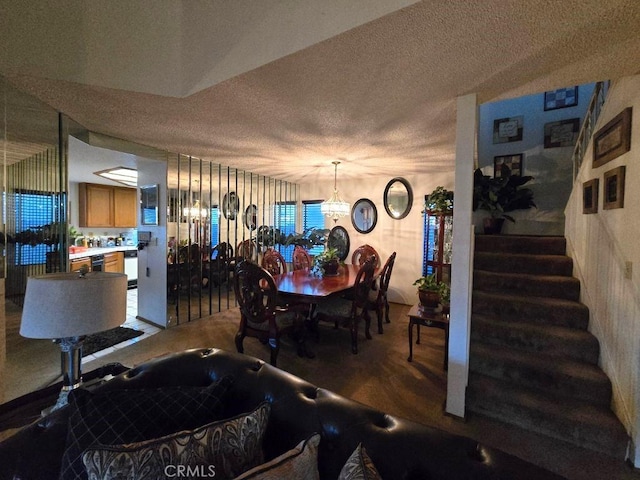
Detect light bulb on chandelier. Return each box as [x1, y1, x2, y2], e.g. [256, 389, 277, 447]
[320, 161, 350, 222]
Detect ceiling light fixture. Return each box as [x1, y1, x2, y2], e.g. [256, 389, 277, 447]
[95, 167, 138, 187]
[321, 161, 350, 223]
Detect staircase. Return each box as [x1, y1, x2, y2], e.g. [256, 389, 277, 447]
[467, 235, 629, 458]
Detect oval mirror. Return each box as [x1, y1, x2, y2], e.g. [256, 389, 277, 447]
[243, 204, 258, 231]
[328, 226, 350, 261]
[222, 191, 239, 220]
[383, 177, 413, 219]
[351, 198, 377, 234]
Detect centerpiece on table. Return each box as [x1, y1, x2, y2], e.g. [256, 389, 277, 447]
[312, 247, 340, 277]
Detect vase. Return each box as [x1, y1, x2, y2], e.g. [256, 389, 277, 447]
[483, 217, 505, 235]
[418, 289, 440, 309]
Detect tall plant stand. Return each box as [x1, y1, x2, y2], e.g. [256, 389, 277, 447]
[425, 211, 453, 283]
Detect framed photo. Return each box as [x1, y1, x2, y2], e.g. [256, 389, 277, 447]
[593, 107, 632, 168]
[544, 86, 578, 111]
[140, 184, 159, 225]
[544, 118, 580, 148]
[494, 154, 523, 178]
[493, 116, 523, 144]
[603, 166, 625, 210]
[582, 178, 598, 214]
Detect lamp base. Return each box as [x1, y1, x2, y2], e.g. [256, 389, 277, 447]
[47, 336, 85, 412]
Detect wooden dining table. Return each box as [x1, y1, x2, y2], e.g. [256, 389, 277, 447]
[273, 264, 365, 300]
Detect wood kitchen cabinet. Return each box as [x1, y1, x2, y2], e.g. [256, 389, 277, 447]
[79, 183, 137, 228]
[70, 257, 91, 272]
[104, 251, 124, 273]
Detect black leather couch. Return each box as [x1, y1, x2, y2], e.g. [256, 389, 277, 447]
[0, 348, 566, 479]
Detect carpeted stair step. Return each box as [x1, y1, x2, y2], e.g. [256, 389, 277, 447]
[471, 314, 600, 364]
[473, 270, 580, 301]
[469, 342, 612, 406]
[472, 291, 589, 329]
[466, 373, 629, 458]
[475, 235, 567, 255]
[474, 251, 573, 276]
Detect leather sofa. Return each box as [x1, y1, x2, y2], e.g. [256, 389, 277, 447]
[0, 348, 565, 479]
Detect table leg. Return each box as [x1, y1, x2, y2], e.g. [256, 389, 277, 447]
[407, 320, 414, 362]
[416, 323, 421, 344]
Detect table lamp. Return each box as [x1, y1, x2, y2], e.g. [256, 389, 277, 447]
[20, 269, 127, 410]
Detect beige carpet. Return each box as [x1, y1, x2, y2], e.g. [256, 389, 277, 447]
[4, 302, 639, 480]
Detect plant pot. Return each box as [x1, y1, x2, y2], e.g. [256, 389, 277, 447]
[483, 217, 505, 235]
[322, 259, 340, 276]
[418, 289, 440, 309]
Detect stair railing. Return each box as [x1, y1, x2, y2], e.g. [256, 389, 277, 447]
[572, 81, 609, 180]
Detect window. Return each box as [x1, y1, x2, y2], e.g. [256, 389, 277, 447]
[14, 191, 58, 266]
[303, 200, 324, 256]
[209, 206, 219, 256]
[274, 201, 296, 262]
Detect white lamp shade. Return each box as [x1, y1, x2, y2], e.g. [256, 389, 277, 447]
[20, 272, 128, 339]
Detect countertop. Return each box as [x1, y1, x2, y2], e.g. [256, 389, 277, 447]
[69, 245, 137, 260]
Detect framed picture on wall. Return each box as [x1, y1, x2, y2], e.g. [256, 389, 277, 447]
[544, 86, 578, 111]
[544, 118, 580, 148]
[494, 154, 523, 178]
[492, 116, 523, 144]
[603, 166, 625, 210]
[582, 178, 598, 214]
[593, 107, 633, 168]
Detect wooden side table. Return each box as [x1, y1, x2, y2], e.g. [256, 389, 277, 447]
[407, 304, 449, 369]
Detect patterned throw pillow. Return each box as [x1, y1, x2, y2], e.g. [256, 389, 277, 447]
[234, 433, 320, 480]
[82, 402, 271, 480]
[59, 375, 234, 480]
[338, 443, 383, 480]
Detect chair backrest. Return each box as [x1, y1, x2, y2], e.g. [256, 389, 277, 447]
[211, 242, 233, 262]
[234, 260, 278, 328]
[351, 255, 377, 311]
[292, 245, 312, 271]
[261, 248, 287, 276]
[379, 252, 397, 294]
[237, 239, 257, 261]
[351, 244, 380, 267]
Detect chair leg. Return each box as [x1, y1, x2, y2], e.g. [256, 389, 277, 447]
[235, 331, 245, 354]
[351, 317, 359, 354]
[364, 311, 372, 340]
[268, 337, 280, 367]
[377, 305, 383, 334]
[384, 295, 391, 323]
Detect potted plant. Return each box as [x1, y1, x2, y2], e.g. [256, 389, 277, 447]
[424, 186, 454, 214]
[413, 273, 443, 309]
[283, 227, 330, 249]
[312, 246, 340, 277]
[473, 166, 536, 234]
[439, 282, 451, 315]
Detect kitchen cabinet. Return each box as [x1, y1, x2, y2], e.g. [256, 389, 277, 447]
[70, 257, 91, 273]
[79, 183, 137, 228]
[104, 251, 124, 273]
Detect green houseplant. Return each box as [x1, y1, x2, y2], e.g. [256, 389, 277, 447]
[424, 186, 454, 214]
[473, 166, 536, 234]
[413, 273, 444, 309]
[312, 246, 340, 277]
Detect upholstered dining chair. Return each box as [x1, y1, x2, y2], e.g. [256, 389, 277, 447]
[261, 248, 287, 276]
[292, 245, 313, 271]
[351, 244, 380, 268]
[237, 239, 257, 262]
[233, 260, 306, 366]
[365, 251, 396, 334]
[314, 255, 377, 354]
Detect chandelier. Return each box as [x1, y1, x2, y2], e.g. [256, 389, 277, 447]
[321, 161, 350, 222]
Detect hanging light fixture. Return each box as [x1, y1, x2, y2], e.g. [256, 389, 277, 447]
[321, 161, 350, 222]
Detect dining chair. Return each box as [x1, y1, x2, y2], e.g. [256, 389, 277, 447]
[292, 245, 313, 271]
[314, 255, 377, 354]
[351, 244, 380, 268]
[365, 251, 396, 334]
[208, 242, 233, 287]
[261, 248, 287, 276]
[233, 260, 306, 367]
[237, 239, 257, 262]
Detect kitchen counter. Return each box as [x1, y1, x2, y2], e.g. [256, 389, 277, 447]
[69, 245, 137, 260]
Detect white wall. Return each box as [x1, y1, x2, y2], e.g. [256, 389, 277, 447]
[477, 84, 594, 235]
[564, 75, 640, 465]
[301, 170, 454, 305]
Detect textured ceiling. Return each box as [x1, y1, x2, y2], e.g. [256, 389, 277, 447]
[3, 0, 640, 184]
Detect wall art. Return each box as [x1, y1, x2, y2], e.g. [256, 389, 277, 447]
[544, 86, 578, 111]
[544, 118, 579, 148]
[494, 153, 523, 178]
[593, 107, 632, 168]
[603, 166, 625, 210]
[582, 178, 598, 214]
[493, 116, 523, 144]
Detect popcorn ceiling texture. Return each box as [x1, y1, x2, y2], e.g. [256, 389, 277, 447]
[4, 1, 640, 184]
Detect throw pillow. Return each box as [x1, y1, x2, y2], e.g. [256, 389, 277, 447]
[82, 402, 271, 480]
[234, 433, 321, 480]
[59, 375, 234, 480]
[338, 443, 383, 480]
